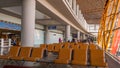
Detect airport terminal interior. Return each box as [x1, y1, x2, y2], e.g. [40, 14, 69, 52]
[0, 0, 120, 68]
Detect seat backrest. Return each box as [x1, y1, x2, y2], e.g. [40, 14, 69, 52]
[90, 50, 105, 62]
[8, 46, 20, 57]
[80, 45, 88, 50]
[47, 44, 54, 51]
[40, 44, 46, 49]
[19, 47, 32, 57]
[58, 48, 72, 60]
[89, 45, 97, 50]
[89, 43, 95, 46]
[31, 47, 45, 59]
[71, 45, 79, 49]
[73, 49, 87, 60]
[63, 44, 70, 48]
[90, 50, 104, 57]
[79, 43, 86, 46]
[54, 45, 62, 52]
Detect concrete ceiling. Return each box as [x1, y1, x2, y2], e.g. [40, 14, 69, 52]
[1, 6, 65, 25]
[77, 0, 106, 24]
[0, 0, 21, 7]
[0, 0, 107, 25]
[0, 0, 106, 35]
[0, 0, 69, 32]
[1, 6, 68, 32]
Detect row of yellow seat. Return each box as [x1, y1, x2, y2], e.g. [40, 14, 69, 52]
[0, 44, 107, 68]
[55, 48, 107, 67]
[0, 46, 45, 62]
[40, 42, 107, 67]
[40, 43, 98, 53]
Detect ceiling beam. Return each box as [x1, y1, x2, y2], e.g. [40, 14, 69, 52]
[82, 8, 104, 14]
[85, 17, 101, 20]
[0, 0, 21, 8]
[0, 9, 21, 18]
[36, 18, 52, 21]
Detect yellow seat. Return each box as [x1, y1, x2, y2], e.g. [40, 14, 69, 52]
[71, 45, 79, 49]
[0, 46, 20, 59]
[70, 43, 74, 46]
[63, 44, 70, 48]
[80, 45, 88, 50]
[53, 44, 62, 52]
[90, 50, 107, 67]
[63, 42, 70, 47]
[10, 47, 32, 61]
[40, 44, 47, 49]
[89, 44, 97, 50]
[24, 47, 45, 62]
[79, 43, 86, 46]
[71, 49, 87, 65]
[47, 44, 54, 52]
[54, 48, 72, 64]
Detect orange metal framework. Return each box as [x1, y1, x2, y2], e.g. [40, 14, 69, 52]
[97, 0, 120, 50]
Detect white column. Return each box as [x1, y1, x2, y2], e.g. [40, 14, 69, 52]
[83, 34, 86, 40]
[65, 25, 71, 42]
[78, 10, 81, 19]
[73, 0, 76, 14]
[77, 31, 80, 40]
[77, 4, 79, 18]
[81, 33, 84, 40]
[21, 0, 36, 47]
[44, 26, 50, 44]
[69, 0, 73, 8]
[1, 39, 4, 47]
[8, 39, 12, 47]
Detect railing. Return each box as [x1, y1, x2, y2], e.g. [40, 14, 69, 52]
[106, 51, 120, 64]
[0, 38, 12, 55]
[105, 51, 120, 68]
[64, 0, 88, 31]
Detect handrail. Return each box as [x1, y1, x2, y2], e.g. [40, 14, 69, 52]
[105, 51, 120, 64]
[97, 44, 120, 64]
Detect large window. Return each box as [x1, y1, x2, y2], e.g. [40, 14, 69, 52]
[89, 24, 99, 36]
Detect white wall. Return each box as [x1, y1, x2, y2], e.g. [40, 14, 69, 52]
[48, 32, 63, 44]
[0, 13, 46, 45]
[47, 30, 64, 44]
[34, 29, 44, 45]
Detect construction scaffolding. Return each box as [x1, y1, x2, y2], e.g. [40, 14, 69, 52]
[98, 0, 120, 52]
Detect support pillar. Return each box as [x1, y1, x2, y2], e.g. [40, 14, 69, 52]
[83, 34, 85, 40]
[73, 0, 76, 14]
[80, 33, 83, 40]
[76, 4, 79, 18]
[65, 25, 71, 42]
[21, 0, 36, 46]
[44, 26, 50, 44]
[77, 31, 80, 40]
[69, 0, 73, 8]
